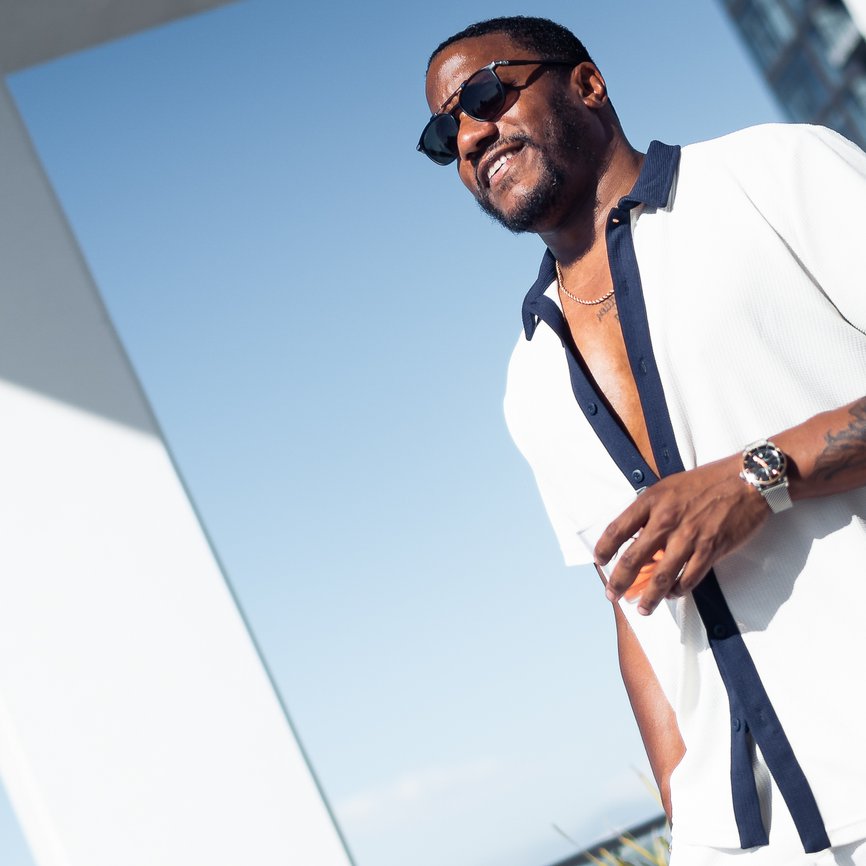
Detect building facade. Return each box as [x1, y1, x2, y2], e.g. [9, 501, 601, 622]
[719, 0, 866, 147]
[549, 815, 670, 866]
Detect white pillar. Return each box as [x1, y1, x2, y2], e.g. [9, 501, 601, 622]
[842, 0, 866, 38]
[0, 76, 351, 866]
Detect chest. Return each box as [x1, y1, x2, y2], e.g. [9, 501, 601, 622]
[561, 291, 657, 474]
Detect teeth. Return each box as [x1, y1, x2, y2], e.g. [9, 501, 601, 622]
[487, 151, 514, 182]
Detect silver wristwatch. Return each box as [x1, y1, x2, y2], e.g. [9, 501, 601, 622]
[739, 439, 793, 513]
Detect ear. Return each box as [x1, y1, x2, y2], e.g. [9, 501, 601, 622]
[570, 61, 609, 110]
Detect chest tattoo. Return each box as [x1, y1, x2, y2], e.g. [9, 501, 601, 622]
[595, 295, 619, 323]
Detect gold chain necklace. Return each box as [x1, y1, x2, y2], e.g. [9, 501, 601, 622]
[555, 260, 615, 306]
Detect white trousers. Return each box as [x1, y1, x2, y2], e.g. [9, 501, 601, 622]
[670, 837, 866, 866]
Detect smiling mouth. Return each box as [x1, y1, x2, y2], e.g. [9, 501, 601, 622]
[480, 143, 525, 188]
[488, 151, 515, 182]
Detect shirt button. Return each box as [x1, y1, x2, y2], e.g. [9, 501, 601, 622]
[713, 624, 727, 638]
[631, 469, 644, 484]
[587, 402, 598, 415]
[733, 718, 741, 732]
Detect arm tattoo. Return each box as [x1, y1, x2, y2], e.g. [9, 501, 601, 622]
[813, 397, 866, 483]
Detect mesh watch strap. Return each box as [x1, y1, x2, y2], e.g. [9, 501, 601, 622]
[762, 480, 793, 513]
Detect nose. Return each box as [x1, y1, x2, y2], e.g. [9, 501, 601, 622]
[456, 114, 498, 164]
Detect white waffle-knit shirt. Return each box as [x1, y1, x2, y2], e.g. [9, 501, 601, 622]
[504, 124, 866, 855]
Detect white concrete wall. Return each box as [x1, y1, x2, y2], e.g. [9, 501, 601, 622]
[0, 76, 351, 866]
[0, 0, 234, 73]
[842, 0, 866, 38]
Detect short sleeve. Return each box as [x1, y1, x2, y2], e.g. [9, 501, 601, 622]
[731, 125, 866, 334]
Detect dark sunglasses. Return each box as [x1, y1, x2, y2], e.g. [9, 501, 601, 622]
[417, 59, 573, 165]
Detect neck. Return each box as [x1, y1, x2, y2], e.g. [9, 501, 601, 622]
[541, 138, 644, 266]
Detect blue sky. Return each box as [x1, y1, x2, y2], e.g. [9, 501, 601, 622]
[2, 2, 784, 865]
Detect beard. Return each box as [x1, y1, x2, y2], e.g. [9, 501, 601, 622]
[475, 102, 600, 235]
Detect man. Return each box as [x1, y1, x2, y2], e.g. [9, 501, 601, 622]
[419, 15, 866, 866]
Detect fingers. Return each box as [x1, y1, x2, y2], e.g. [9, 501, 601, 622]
[634, 549, 706, 615]
[601, 507, 714, 614]
[594, 459, 767, 614]
[594, 499, 649, 569]
[598, 496, 677, 600]
[609, 529, 717, 614]
[606, 532, 691, 612]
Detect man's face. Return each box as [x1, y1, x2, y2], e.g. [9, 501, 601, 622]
[425, 33, 604, 234]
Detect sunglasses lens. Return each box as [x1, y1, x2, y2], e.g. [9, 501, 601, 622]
[419, 114, 459, 165]
[417, 67, 505, 165]
[460, 67, 505, 120]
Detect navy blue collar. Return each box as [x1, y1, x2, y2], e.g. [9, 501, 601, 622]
[521, 140, 680, 340]
[622, 138, 680, 209]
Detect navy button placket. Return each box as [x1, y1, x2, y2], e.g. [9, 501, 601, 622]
[520, 141, 829, 853]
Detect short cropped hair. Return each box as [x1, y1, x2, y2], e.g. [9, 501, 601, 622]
[427, 15, 594, 72]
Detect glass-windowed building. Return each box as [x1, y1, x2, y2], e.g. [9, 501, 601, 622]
[719, 0, 866, 147]
[547, 815, 669, 866]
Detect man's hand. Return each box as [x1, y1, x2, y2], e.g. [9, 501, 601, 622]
[594, 454, 770, 615]
[594, 395, 866, 615]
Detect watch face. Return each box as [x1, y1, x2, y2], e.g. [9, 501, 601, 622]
[743, 444, 787, 486]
